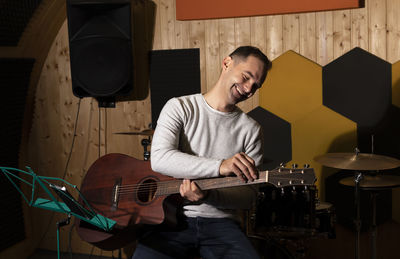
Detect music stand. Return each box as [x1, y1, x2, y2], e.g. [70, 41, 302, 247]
[0, 166, 116, 259]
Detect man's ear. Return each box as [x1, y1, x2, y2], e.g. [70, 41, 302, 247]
[222, 56, 233, 70]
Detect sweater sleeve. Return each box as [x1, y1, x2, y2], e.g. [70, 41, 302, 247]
[150, 98, 222, 179]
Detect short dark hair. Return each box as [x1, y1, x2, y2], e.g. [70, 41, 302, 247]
[229, 46, 271, 85]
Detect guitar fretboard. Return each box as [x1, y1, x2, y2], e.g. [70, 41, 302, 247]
[151, 168, 314, 196]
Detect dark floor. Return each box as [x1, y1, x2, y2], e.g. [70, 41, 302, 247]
[28, 249, 113, 259]
[27, 220, 400, 259]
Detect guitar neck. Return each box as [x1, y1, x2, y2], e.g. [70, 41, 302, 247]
[156, 172, 267, 196]
[195, 171, 268, 191]
[156, 168, 315, 196]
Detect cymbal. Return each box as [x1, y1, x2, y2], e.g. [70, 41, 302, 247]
[340, 175, 400, 189]
[314, 153, 400, 171]
[114, 129, 154, 136]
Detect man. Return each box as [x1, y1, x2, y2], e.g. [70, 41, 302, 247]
[133, 46, 271, 259]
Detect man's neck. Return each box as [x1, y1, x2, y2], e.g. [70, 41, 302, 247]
[203, 86, 235, 112]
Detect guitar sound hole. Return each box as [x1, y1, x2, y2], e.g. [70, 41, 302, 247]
[137, 179, 157, 203]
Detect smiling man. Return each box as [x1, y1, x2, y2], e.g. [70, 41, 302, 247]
[132, 46, 271, 259]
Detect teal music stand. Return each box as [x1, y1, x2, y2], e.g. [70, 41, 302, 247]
[0, 166, 116, 259]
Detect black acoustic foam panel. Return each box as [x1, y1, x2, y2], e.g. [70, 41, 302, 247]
[247, 106, 292, 170]
[150, 48, 201, 128]
[0, 58, 34, 251]
[0, 0, 42, 46]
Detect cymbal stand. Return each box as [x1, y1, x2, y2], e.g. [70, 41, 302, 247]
[370, 191, 378, 259]
[141, 137, 151, 161]
[354, 171, 363, 259]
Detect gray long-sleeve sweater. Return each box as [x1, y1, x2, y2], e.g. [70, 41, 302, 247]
[151, 94, 263, 219]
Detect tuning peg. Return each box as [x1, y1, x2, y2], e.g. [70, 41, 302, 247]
[303, 164, 310, 168]
[291, 163, 298, 169]
[280, 162, 286, 168]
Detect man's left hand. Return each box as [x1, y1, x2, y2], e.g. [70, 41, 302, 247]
[179, 179, 206, 202]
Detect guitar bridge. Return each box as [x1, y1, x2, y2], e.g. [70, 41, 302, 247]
[111, 178, 122, 211]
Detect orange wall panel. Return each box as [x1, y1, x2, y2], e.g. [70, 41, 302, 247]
[176, 0, 363, 20]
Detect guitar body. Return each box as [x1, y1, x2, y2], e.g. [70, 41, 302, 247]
[76, 153, 182, 250]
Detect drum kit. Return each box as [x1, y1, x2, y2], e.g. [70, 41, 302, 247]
[115, 130, 400, 259]
[247, 149, 400, 259]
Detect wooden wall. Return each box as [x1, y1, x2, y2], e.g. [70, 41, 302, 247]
[3, 0, 400, 258]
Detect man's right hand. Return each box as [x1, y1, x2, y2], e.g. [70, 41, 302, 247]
[219, 152, 258, 182]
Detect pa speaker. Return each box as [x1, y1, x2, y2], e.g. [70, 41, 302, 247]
[66, 0, 133, 99]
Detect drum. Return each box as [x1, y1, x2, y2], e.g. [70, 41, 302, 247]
[315, 202, 336, 238]
[251, 185, 317, 238]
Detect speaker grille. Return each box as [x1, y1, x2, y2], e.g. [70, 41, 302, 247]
[71, 38, 131, 97]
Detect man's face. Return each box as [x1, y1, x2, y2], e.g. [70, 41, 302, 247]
[223, 55, 265, 105]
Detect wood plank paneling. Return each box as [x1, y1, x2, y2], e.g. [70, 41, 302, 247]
[152, 0, 162, 50]
[333, 10, 352, 59]
[387, 0, 400, 63]
[300, 12, 317, 62]
[369, 0, 387, 59]
[250, 16, 268, 54]
[316, 11, 334, 66]
[266, 15, 284, 60]
[189, 21, 206, 92]
[218, 19, 236, 60]
[351, 0, 368, 50]
[205, 20, 220, 92]
[159, 0, 176, 49]
[175, 18, 190, 49]
[283, 14, 300, 53]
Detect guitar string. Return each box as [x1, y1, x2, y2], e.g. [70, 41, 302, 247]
[114, 179, 263, 195]
[115, 177, 272, 191]
[114, 173, 304, 189]
[114, 174, 308, 192]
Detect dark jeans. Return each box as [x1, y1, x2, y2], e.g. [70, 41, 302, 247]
[132, 217, 260, 259]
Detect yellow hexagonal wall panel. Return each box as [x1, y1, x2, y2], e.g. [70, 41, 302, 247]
[260, 50, 322, 122]
[289, 106, 357, 198]
[392, 60, 400, 108]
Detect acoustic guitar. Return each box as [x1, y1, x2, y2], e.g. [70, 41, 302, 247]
[76, 153, 316, 250]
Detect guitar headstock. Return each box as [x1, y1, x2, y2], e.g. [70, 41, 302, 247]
[265, 166, 316, 188]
